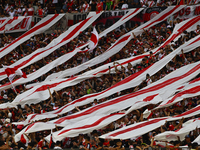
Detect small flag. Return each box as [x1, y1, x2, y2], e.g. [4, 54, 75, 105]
[88, 27, 99, 52]
[3, 65, 27, 82]
[49, 129, 53, 148]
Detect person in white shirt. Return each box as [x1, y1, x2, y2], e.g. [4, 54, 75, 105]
[121, 2, 128, 9]
[146, 74, 152, 85]
[148, 0, 155, 7]
[8, 9, 15, 17]
[15, 6, 22, 16]
[82, 1, 89, 12]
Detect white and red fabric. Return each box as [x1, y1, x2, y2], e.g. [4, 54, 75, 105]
[100, 118, 168, 139]
[45, 6, 185, 81]
[88, 27, 99, 52]
[0, 14, 64, 58]
[12, 60, 200, 126]
[0, 12, 102, 83]
[100, 108, 200, 140]
[0, 9, 144, 89]
[15, 112, 125, 142]
[154, 118, 200, 142]
[6, 33, 200, 124]
[0, 16, 26, 33]
[3, 65, 27, 82]
[155, 79, 200, 109]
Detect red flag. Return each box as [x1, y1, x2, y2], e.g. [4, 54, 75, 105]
[20, 134, 27, 144]
[49, 133, 53, 148]
[3, 65, 27, 82]
[88, 27, 99, 52]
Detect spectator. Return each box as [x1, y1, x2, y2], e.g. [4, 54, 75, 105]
[28, 4, 34, 16]
[90, 0, 97, 11]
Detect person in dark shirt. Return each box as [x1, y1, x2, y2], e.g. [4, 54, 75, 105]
[90, 0, 97, 11]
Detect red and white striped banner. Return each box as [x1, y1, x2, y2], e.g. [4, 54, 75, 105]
[154, 118, 200, 142]
[0, 14, 64, 58]
[15, 112, 125, 142]
[100, 107, 200, 139]
[13, 62, 200, 142]
[6, 32, 200, 115]
[46, 5, 185, 80]
[0, 16, 32, 33]
[0, 9, 143, 83]
[12, 60, 200, 127]
[155, 79, 200, 109]
[0, 12, 102, 83]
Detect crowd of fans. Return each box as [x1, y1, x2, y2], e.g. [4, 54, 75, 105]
[0, 1, 200, 149]
[0, 0, 199, 18]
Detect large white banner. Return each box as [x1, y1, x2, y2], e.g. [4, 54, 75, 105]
[0, 14, 65, 58]
[13, 62, 200, 142]
[0, 8, 143, 85]
[0, 12, 102, 82]
[46, 5, 185, 80]
[0, 16, 32, 33]
[100, 107, 200, 140]
[173, 4, 200, 20]
[13, 59, 200, 126]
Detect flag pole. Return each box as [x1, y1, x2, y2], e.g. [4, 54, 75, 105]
[9, 79, 18, 95]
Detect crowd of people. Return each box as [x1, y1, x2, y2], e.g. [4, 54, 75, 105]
[0, 0, 199, 18]
[0, 1, 200, 150]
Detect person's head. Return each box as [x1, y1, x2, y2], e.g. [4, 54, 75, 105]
[146, 74, 150, 79]
[116, 140, 122, 147]
[85, 136, 90, 143]
[55, 141, 62, 146]
[185, 135, 191, 142]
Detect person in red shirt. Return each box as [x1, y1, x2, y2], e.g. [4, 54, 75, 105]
[37, 5, 43, 17]
[96, 0, 103, 12]
[28, 4, 34, 16]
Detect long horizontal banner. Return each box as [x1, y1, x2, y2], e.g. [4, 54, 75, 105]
[174, 4, 200, 20]
[9, 17, 200, 114]
[15, 57, 200, 126]
[0, 16, 32, 34]
[0, 12, 102, 82]
[7, 31, 200, 128]
[13, 62, 200, 142]
[154, 118, 200, 142]
[155, 80, 200, 109]
[46, 5, 185, 80]
[100, 105, 200, 139]
[0, 8, 143, 85]
[0, 14, 65, 58]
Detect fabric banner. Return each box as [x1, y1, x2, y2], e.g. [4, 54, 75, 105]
[0, 14, 65, 58]
[0, 16, 32, 33]
[0, 9, 142, 82]
[154, 119, 200, 142]
[15, 97, 200, 142]
[93, 9, 143, 29]
[0, 12, 102, 82]
[9, 22, 200, 116]
[174, 4, 200, 20]
[143, 6, 167, 21]
[155, 80, 200, 109]
[46, 5, 185, 81]
[98, 8, 143, 38]
[15, 112, 125, 142]
[5, 33, 200, 128]
[13, 62, 200, 142]
[100, 106, 200, 139]
[13, 60, 200, 126]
